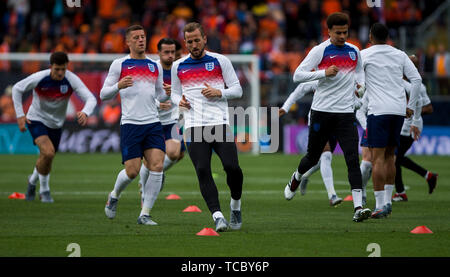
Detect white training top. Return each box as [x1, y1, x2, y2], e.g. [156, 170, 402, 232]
[400, 80, 431, 137]
[293, 39, 364, 113]
[355, 93, 369, 130]
[12, 69, 97, 129]
[100, 55, 168, 125]
[155, 60, 179, 125]
[171, 51, 242, 129]
[361, 44, 422, 125]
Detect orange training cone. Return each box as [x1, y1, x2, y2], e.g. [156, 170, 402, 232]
[410, 225, 433, 234]
[166, 194, 181, 200]
[343, 195, 353, 201]
[183, 205, 202, 212]
[196, 228, 220, 236]
[8, 192, 25, 200]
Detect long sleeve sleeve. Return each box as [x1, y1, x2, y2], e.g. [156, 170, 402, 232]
[11, 70, 48, 118]
[403, 53, 422, 126]
[156, 62, 169, 102]
[67, 71, 97, 116]
[281, 81, 318, 113]
[218, 56, 242, 100]
[293, 45, 326, 83]
[170, 62, 182, 106]
[100, 60, 121, 101]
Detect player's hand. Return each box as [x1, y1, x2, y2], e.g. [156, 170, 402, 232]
[179, 95, 191, 110]
[160, 100, 172, 111]
[163, 83, 171, 96]
[118, 76, 133, 90]
[278, 109, 286, 117]
[17, 116, 30, 132]
[406, 108, 413, 118]
[201, 83, 222, 98]
[77, 112, 88, 126]
[325, 65, 339, 77]
[410, 125, 421, 141]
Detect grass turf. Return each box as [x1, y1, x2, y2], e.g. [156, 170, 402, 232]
[0, 153, 449, 257]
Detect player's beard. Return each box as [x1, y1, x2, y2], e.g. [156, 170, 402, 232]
[190, 45, 205, 59]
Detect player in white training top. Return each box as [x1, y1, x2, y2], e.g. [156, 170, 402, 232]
[12, 52, 97, 203]
[138, 38, 185, 198]
[171, 22, 243, 232]
[360, 23, 422, 218]
[279, 80, 343, 206]
[283, 12, 371, 222]
[101, 25, 169, 226]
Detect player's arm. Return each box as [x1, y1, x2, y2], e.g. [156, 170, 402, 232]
[155, 62, 170, 102]
[293, 46, 332, 83]
[67, 71, 97, 126]
[403, 53, 422, 124]
[11, 71, 46, 132]
[355, 49, 365, 97]
[280, 81, 318, 116]
[100, 60, 129, 101]
[355, 94, 368, 130]
[170, 62, 189, 109]
[216, 56, 242, 100]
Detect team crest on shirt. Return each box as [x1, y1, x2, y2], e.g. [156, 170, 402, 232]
[148, 63, 155, 72]
[349, 51, 356, 61]
[60, 85, 68, 94]
[205, 62, 215, 71]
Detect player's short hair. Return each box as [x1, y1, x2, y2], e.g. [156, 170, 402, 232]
[327, 12, 350, 29]
[157, 38, 177, 51]
[126, 25, 145, 38]
[50, 51, 69, 65]
[370, 23, 389, 43]
[183, 22, 205, 38]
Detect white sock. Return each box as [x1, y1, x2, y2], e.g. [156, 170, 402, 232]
[230, 198, 241, 211]
[384, 184, 394, 205]
[294, 170, 302, 181]
[140, 171, 163, 217]
[374, 190, 385, 210]
[352, 189, 363, 209]
[111, 169, 133, 199]
[138, 164, 149, 186]
[29, 167, 39, 186]
[302, 162, 320, 179]
[360, 160, 372, 192]
[163, 154, 177, 171]
[319, 151, 336, 199]
[39, 173, 50, 193]
[212, 211, 224, 221]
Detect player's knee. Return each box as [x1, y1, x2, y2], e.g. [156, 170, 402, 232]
[125, 168, 139, 179]
[195, 164, 212, 178]
[166, 150, 179, 161]
[224, 164, 242, 176]
[40, 148, 55, 160]
[148, 160, 163, 172]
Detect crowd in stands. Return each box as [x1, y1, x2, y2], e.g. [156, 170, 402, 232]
[0, 0, 449, 121]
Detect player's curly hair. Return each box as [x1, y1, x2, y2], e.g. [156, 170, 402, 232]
[326, 12, 350, 29]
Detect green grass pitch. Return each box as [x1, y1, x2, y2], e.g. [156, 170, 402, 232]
[0, 153, 449, 257]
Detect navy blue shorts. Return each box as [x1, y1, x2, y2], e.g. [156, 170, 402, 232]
[360, 128, 369, 147]
[27, 120, 62, 152]
[162, 123, 186, 153]
[120, 122, 166, 164]
[367, 114, 404, 148]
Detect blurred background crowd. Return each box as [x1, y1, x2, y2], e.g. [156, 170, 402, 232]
[0, 0, 449, 124]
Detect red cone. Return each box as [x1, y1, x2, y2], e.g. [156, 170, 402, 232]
[410, 225, 433, 234]
[196, 228, 220, 236]
[343, 195, 353, 201]
[183, 205, 202, 212]
[165, 194, 181, 200]
[8, 192, 25, 200]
